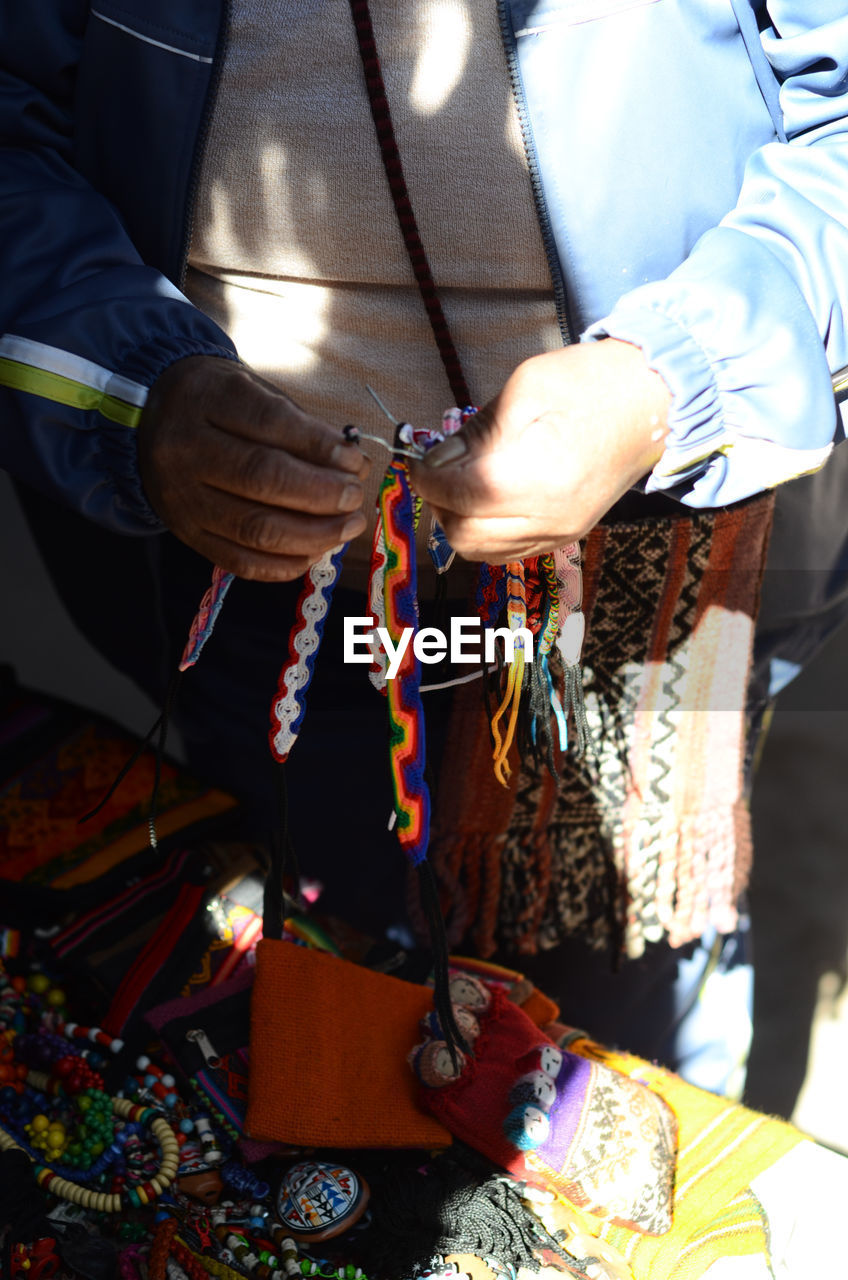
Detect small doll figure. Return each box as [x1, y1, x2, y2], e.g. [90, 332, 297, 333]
[509, 1068, 558, 1110]
[420, 1003, 481, 1046]
[516, 1043, 563, 1078]
[409, 1039, 467, 1089]
[447, 972, 492, 1013]
[503, 1102, 551, 1150]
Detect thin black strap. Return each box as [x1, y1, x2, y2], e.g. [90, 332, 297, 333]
[347, 2, 472, 1063]
[263, 762, 301, 941]
[348, 0, 472, 410]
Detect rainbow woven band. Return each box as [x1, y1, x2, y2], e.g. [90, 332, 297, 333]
[269, 543, 346, 763]
[367, 511, 389, 693]
[179, 566, 235, 671]
[379, 460, 430, 865]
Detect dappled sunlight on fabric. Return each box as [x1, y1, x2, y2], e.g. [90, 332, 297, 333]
[224, 275, 329, 379]
[409, 0, 471, 115]
[260, 141, 331, 237]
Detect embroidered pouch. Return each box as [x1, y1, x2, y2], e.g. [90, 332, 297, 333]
[147, 969, 291, 1162]
[564, 1034, 803, 1279]
[147, 968, 255, 1077]
[413, 984, 677, 1235]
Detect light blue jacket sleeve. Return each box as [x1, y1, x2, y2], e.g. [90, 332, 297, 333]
[584, 2, 848, 507]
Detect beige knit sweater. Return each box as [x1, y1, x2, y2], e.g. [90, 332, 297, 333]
[185, 0, 559, 579]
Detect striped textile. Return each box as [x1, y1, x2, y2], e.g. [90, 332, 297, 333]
[422, 495, 775, 958]
[570, 1036, 801, 1279]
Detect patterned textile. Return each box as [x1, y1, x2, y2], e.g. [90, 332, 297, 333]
[194, 1048, 251, 1136]
[415, 988, 677, 1236]
[566, 1034, 801, 1279]
[424, 495, 774, 958]
[180, 902, 263, 997]
[0, 683, 237, 897]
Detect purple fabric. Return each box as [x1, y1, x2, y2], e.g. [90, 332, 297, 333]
[145, 966, 254, 1032]
[539, 1054, 595, 1165]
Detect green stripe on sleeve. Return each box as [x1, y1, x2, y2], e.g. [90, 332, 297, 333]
[0, 358, 143, 428]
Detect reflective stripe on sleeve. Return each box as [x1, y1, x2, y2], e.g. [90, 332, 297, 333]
[0, 335, 147, 428]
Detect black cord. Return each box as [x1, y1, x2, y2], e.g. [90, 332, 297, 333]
[78, 668, 182, 842]
[147, 669, 182, 848]
[417, 860, 469, 1070]
[263, 762, 302, 941]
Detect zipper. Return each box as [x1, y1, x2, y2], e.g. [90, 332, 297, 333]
[186, 1028, 223, 1068]
[496, 0, 574, 346]
[177, 0, 233, 288]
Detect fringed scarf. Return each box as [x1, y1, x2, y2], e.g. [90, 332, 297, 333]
[417, 494, 775, 961]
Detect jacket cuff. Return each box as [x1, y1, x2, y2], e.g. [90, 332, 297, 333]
[102, 337, 240, 530]
[584, 306, 726, 499]
[584, 227, 838, 507]
[116, 333, 239, 390]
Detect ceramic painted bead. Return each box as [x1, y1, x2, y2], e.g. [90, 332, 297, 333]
[276, 1161, 369, 1243]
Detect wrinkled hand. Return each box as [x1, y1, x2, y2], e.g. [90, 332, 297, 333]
[138, 356, 369, 581]
[411, 339, 671, 562]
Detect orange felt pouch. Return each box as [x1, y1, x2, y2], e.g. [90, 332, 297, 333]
[246, 939, 452, 1149]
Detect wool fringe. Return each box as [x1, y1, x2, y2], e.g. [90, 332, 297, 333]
[619, 800, 752, 959]
[410, 832, 507, 960]
[414, 801, 753, 963]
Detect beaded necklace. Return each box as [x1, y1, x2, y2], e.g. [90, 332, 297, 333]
[2, 959, 390, 1280]
[0, 1082, 180, 1212]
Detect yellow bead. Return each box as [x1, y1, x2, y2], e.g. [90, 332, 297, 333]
[31, 1115, 49, 1133]
[46, 1132, 64, 1150]
[27, 973, 50, 995]
[46, 988, 66, 1007]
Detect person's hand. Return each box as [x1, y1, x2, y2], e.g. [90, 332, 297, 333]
[410, 339, 671, 562]
[138, 356, 369, 580]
